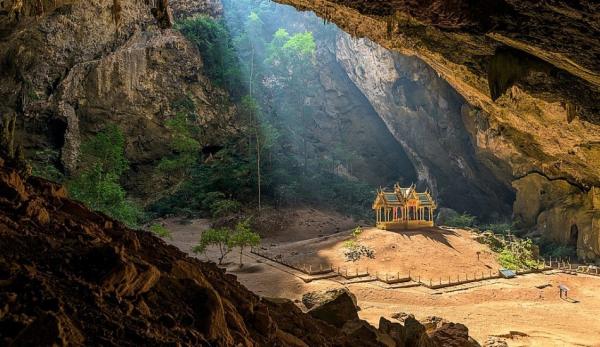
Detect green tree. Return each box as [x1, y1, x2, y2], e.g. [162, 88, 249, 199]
[67, 125, 142, 227]
[157, 112, 201, 179]
[177, 15, 242, 96]
[230, 220, 261, 265]
[192, 227, 234, 264]
[265, 30, 317, 174]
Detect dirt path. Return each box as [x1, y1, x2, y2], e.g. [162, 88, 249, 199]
[163, 217, 600, 346]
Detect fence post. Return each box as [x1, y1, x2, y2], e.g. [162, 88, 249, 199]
[448, 276, 451, 284]
[429, 279, 432, 287]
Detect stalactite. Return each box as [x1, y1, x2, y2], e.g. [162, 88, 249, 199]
[112, 0, 122, 28]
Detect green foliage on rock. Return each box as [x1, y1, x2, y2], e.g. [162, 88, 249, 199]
[157, 112, 201, 176]
[67, 125, 142, 228]
[177, 15, 242, 94]
[31, 149, 64, 182]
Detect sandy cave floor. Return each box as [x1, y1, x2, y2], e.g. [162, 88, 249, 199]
[161, 215, 600, 347]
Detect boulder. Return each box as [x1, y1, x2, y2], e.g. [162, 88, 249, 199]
[421, 316, 448, 333]
[430, 322, 480, 347]
[302, 287, 358, 309]
[379, 317, 406, 347]
[404, 315, 434, 347]
[306, 288, 359, 327]
[342, 319, 380, 342]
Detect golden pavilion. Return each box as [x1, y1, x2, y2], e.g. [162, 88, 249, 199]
[373, 183, 436, 230]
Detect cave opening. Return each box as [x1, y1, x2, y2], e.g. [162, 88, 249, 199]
[47, 117, 67, 149]
[569, 224, 579, 246]
[216, 0, 515, 222]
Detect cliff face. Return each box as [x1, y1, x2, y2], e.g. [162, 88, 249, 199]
[274, 0, 600, 260]
[0, 0, 235, 201]
[334, 34, 514, 217]
[302, 26, 419, 188]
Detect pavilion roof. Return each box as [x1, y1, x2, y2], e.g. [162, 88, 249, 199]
[373, 183, 436, 209]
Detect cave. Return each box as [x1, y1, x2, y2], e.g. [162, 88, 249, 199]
[569, 224, 579, 246]
[1, 0, 600, 345]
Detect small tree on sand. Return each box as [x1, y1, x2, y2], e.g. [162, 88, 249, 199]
[230, 220, 261, 266]
[193, 227, 234, 264]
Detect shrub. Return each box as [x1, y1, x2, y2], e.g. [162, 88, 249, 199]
[67, 125, 143, 228]
[149, 224, 172, 240]
[497, 239, 539, 270]
[31, 149, 64, 182]
[444, 213, 477, 228]
[342, 226, 374, 262]
[480, 222, 513, 235]
[538, 238, 577, 259]
[209, 198, 241, 217]
[344, 245, 375, 262]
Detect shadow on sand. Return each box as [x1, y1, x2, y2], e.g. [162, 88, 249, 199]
[392, 227, 459, 251]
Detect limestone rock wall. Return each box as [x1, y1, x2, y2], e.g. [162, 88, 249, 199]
[0, 0, 234, 201]
[334, 33, 514, 218]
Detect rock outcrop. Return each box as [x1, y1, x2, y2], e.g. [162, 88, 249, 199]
[0, 157, 480, 346]
[304, 288, 359, 327]
[274, 0, 600, 260]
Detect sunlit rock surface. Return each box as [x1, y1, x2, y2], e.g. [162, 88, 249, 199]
[275, 0, 600, 260]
